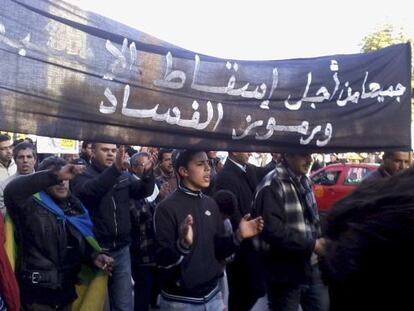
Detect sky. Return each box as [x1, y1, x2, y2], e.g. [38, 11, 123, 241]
[68, 0, 413, 60]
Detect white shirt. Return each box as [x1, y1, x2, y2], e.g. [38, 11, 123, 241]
[0, 159, 17, 182]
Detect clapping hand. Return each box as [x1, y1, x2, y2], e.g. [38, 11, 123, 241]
[179, 214, 194, 249]
[236, 214, 264, 241]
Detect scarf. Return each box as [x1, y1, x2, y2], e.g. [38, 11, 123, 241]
[285, 164, 320, 239]
[33, 192, 100, 251]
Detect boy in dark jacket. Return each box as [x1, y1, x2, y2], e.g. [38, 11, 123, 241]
[154, 150, 264, 310]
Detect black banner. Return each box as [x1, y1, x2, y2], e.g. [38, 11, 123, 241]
[0, 0, 412, 152]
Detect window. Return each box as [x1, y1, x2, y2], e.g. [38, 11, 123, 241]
[344, 167, 371, 185]
[311, 170, 340, 186]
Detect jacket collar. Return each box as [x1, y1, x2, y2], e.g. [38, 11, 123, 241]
[90, 158, 108, 173]
[226, 157, 246, 173]
[178, 184, 203, 198]
[0, 159, 15, 169]
[378, 166, 392, 178]
[224, 157, 247, 175]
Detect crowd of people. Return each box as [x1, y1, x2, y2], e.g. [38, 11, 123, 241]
[0, 132, 413, 311]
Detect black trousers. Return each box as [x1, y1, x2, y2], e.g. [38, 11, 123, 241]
[226, 249, 265, 311]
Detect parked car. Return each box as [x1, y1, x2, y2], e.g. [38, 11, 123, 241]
[310, 163, 379, 212]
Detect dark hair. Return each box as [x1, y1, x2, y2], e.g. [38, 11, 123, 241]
[281, 153, 312, 163]
[0, 134, 11, 143]
[125, 145, 137, 157]
[70, 158, 87, 165]
[12, 142, 36, 160]
[24, 137, 34, 145]
[38, 156, 67, 171]
[81, 141, 92, 150]
[382, 151, 408, 160]
[172, 149, 203, 177]
[12, 138, 24, 147]
[91, 142, 119, 150]
[323, 166, 414, 310]
[213, 190, 237, 217]
[157, 148, 173, 163]
[14, 137, 34, 146]
[130, 152, 150, 167]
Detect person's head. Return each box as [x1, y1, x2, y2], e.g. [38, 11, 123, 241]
[0, 134, 13, 165]
[213, 189, 237, 219]
[62, 153, 80, 162]
[125, 145, 138, 158]
[13, 142, 36, 175]
[228, 152, 251, 166]
[130, 152, 150, 177]
[12, 138, 24, 147]
[38, 156, 69, 201]
[206, 151, 218, 159]
[158, 148, 173, 174]
[147, 146, 159, 156]
[23, 137, 34, 145]
[382, 151, 410, 176]
[91, 143, 117, 167]
[283, 153, 313, 175]
[173, 149, 210, 191]
[81, 140, 92, 159]
[324, 167, 414, 310]
[271, 153, 282, 163]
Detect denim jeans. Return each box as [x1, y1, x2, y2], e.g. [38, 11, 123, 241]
[131, 264, 159, 311]
[108, 245, 133, 311]
[300, 265, 329, 311]
[267, 264, 328, 311]
[159, 291, 225, 311]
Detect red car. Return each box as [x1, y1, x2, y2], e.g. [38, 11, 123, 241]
[310, 163, 379, 212]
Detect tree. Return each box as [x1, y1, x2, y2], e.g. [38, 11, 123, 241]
[361, 24, 414, 120]
[361, 24, 408, 52]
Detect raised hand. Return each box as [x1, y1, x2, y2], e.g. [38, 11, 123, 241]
[159, 182, 173, 198]
[55, 164, 86, 181]
[142, 152, 156, 176]
[179, 214, 194, 249]
[115, 145, 130, 171]
[236, 214, 264, 241]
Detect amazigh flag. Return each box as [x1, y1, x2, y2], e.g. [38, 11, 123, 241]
[0, 214, 19, 311]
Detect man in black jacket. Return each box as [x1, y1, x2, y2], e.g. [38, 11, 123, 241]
[213, 152, 266, 311]
[129, 152, 160, 311]
[154, 150, 264, 310]
[4, 156, 113, 311]
[362, 151, 410, 183]
[253, 153, 326, 311]
[72, 144, 154, 311]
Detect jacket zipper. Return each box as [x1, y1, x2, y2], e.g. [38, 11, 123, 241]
[112, 197, 118, 249]
[111, 178, 128, 249]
